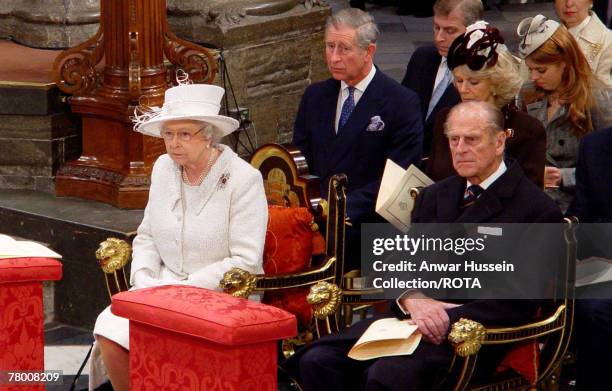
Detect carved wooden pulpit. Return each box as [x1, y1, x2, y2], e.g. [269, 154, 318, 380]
[53, 0, 217, 208]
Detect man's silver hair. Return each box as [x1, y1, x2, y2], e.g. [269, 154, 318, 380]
[444, 101, 504, 139]
[326, 8, 379, 49]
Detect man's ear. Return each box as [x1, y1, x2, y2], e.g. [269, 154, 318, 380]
[496, 130, 507, 155]
[366, 43, 376, 61]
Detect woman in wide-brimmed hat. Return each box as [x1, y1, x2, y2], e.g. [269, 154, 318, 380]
[89, 82, 268, 391]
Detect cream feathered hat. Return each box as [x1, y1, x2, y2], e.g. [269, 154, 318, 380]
[517, 15, 561, 59]
[133, 74, 239, 139]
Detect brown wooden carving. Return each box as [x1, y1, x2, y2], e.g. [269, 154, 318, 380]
[53, 0, 218, 209]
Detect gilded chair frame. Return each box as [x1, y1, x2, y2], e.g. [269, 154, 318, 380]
[337, 187, 425, 327]
[445, 217, 577, 391]
[219, 143, 348, 341]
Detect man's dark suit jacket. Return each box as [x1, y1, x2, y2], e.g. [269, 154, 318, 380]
[293, 69, 423, 225]
[411, 160, 563, 328]
[568, 127, 612, 222]
[401, 45, 461, 155]
[426, 106, 547, 189]
[566, 127, 612, 391]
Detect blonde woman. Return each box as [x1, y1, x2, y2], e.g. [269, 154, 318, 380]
[428, 21, 547, 188]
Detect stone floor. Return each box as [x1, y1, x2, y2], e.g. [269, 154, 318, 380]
[42, 2, 558, 390]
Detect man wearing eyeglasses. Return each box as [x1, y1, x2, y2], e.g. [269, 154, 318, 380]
[292, 8, 423, 271]
[401, 0, 484, 157]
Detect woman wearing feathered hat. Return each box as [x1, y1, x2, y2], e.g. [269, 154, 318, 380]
[517, 14, 611, 213]
[89, 81, 268, 391]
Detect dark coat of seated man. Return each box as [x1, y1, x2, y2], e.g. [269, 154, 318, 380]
[284, 101, 562, 391]
[567, 126, 612, 391]
[293, 8, 423, 270]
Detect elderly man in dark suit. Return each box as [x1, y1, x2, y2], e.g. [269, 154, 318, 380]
[401, 0, 483, 156]
[567, 126, 612, 391]
[286, 101, 562, 391]
[293, 8, 423, 270]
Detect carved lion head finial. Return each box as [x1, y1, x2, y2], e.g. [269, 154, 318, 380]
[448, 318, 486, 357]
[220, 268, 257, 298]
[96, 238, 131, 274]
[307, 281, 342, 319]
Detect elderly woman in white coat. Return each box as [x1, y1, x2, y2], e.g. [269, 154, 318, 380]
[554, 0, 612, 87]
[90, 83, 268, 391]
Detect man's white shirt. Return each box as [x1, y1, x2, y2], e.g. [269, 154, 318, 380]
[334, 65, 377, 133]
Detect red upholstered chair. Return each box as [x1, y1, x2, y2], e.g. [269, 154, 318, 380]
[111, 285, 296, 391]
[220, 144, 348, 349]
[0, 257, 63, 390]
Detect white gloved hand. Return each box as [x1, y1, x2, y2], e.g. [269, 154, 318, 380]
[133, 269, 162, 289]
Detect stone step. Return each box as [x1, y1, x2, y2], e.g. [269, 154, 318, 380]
[0, 112, 81, 193]
[0, 82, 66, 115]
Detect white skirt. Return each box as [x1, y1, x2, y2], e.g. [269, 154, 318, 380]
[88, 305, 130, 390]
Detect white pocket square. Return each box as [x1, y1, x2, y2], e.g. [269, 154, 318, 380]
[366, 115, 385, 131]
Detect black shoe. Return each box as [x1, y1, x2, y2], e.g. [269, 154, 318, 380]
[93, 381, 114, 391]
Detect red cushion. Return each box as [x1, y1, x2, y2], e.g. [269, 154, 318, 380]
[496, 341, 539, 384]
[0, 258, 63, 283]
[263, 206, 323, 326]
[111, 285, 297, 346]
[264, 206, 317, 274]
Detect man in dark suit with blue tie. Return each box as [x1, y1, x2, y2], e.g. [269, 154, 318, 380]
[401, 0, 483, 156]
[293, 8, 423, 270]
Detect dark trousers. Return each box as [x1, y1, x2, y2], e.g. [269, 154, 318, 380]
[284, 314, 453, 391]
[575, 291, 612, 390]
[298, 340, 453, 391]
[284, 308, 514, 391]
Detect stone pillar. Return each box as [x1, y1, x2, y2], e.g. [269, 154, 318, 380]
[167, 0, 331, 146]
[0, 0, 99, 48]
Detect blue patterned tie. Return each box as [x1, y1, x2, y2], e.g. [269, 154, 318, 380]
[339, 86, 356, 130]
[426, 64, 452, 120]
[461, 185, 484, 209]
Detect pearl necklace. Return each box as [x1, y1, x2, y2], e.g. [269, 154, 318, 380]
[181, 148, 217, 186]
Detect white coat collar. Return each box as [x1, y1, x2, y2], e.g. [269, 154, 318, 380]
[168, 144, 236, 215]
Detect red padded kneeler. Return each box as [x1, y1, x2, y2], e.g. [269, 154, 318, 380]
[111, 285, 297, 391]
[0, 257, 63, 391]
